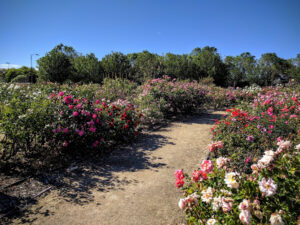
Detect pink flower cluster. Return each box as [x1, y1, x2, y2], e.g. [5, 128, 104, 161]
[207, 141, 223, 152]
[174, 169, 185, 188]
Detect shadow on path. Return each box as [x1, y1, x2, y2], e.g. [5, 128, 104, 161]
[1, 111, 223, 224]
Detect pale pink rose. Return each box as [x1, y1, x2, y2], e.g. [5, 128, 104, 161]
[216, 157, 228, 169]
[257, 155, 273, 168]
[251, 164, 259, 172]
[221, 197, 233, 212]
[269, 213, 284, 225]
[238, 199, 250, 211]
[259, 177, 277, 197]
[239, 210, 251, 225]
[178, 198, 187, 210]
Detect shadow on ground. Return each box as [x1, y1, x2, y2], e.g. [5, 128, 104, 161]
[1, 111, 223, 224]
[49, 133, 173, 205]
[182, 111, 225, 125]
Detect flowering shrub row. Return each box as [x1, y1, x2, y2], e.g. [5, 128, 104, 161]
[210, 89, 299, 172]
[175, 142, 299, 224]
[176, 85, 300, 224]
[0, 78, 224, 170]
[0, 83, 142, 169]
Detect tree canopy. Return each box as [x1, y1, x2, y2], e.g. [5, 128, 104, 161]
[28, 43, 299, 86]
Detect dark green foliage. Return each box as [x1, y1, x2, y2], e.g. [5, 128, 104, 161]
[37, 44, 77, 83]
[1, 66, 37, 83]
[31, 43, 300, 86]
[72, 53, 103, 83]
[101, 52, 131, 80]
[128, 51, 163, 83]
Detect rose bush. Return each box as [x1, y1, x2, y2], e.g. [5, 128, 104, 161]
[176, 142, 300, 224]
[210, 89, 299, 172]
[135, 76, 208, 127]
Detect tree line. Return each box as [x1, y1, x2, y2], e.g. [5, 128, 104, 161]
[1, 43, 299, 86]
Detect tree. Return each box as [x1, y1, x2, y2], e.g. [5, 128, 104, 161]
[191, 46, 228, 85]
[2, 66, 37, 83]
[163, 53, 183, 78]
[287, 54, 300, 83]
[127, 51, 163, 82]
[0, 69, 6, 82]
[225, 52, 258, 87]
[101, 52, 131, 79]
[258, 53, 291, 85]
[72, 53, 103, 83]
[37, 44, 78, 83]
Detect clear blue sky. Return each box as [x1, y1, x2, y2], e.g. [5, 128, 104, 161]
[0, 0, 299, 68]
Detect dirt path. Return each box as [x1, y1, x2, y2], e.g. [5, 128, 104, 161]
[11, 111, 224, 225]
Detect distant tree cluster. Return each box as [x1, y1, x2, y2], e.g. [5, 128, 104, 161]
[0, 66, 37, 83]
[2, 44, 299, 86]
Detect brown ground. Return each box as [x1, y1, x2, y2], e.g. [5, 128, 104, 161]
[10, 111, 224, 225]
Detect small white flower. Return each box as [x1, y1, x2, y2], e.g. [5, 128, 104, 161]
[224, 172, 240, 189]
[18, 114, 26, 119]
[178, 198, 186, 210]
[212, 196, 222, 211]
[220, 189, 232, 196]
[257, 155, 273, 168]
[201, 187, 214, 203]
[269, 213, 284, 225]
[207, 218, 217, 225]
[295, 144, 300, 150]
[264, 150, 275, 157]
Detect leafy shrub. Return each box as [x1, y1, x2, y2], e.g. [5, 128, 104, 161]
[96, 78, 138, 102]
[135, 76, 207, 127]
[0, 85, 141, 171]
[11, 74, 28, 83]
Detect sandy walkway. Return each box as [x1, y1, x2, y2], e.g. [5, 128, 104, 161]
[11, 111, 224, 225]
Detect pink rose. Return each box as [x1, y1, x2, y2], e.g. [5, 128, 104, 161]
[221, 197, 233, 212]
[93, 140, 99, 147]
[175, 179, 184, 188]
[201, 160, 213, 173]
[174, 169, 184, 180]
